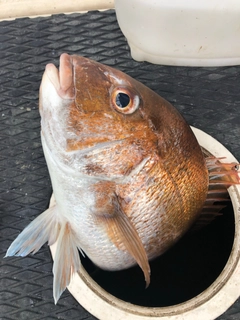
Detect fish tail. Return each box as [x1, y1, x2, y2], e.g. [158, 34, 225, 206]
[53, 222, 81, 304]
[5, 205, 81, 303]
[5, 206, 60, 257]
[192, 156, 239, 231]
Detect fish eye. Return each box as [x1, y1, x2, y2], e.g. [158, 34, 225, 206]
[111, 87, 140, 114]
[116, 92, 130, 108]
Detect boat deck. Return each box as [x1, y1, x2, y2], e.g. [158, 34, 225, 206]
[0, 9, 240, 320]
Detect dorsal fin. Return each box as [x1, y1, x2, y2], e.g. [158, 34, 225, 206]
[191, 151, 240, 231]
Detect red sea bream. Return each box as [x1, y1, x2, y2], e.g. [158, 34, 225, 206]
[6, 53, 239, 304]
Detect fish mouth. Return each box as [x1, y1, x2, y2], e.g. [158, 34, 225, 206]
[39, 54, 76, 158]
[39, 53, 144, 159]
[41, 53, 107, 102]
[39, 53, 86, 154]
[42, 53, 76, 101]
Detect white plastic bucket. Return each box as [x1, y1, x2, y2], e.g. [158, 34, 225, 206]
[115, 0, 240, 67]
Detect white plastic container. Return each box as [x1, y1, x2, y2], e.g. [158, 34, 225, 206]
[115, 0, 240, 66]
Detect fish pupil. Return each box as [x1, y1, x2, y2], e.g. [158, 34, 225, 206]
[116, 93, 130, 108]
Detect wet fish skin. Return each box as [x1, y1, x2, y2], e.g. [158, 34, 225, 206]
[6, 53, 209, 303]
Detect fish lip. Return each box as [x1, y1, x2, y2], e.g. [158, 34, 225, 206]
[39, 54, 79, 155]
[45, 54, 76, 100]
[44, 63, 60, 93]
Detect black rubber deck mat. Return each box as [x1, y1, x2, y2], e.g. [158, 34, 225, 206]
[0, 9, 240, 320]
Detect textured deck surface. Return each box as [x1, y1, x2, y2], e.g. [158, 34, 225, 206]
[0, 10, 240, 320]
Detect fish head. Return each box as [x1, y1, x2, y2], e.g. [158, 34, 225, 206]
[39, 53, 207, 183]
[39, 53, 164, 178]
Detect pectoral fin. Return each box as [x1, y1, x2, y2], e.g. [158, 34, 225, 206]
[97, 194, 151, 287]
